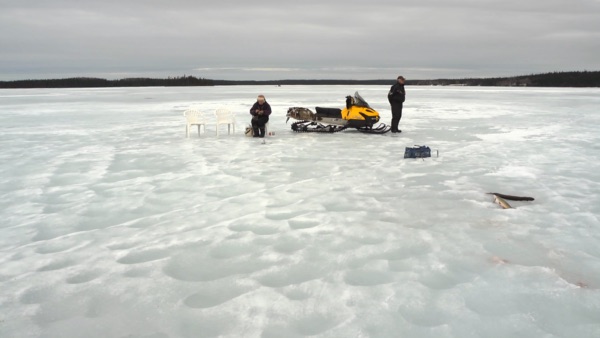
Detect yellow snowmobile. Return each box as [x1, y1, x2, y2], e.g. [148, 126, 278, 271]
[286, 92, 391, 134]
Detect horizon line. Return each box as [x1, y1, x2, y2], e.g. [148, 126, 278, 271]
[1, 70, 599, 83]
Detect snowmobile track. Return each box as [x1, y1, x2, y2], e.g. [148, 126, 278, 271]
[291, 121, 348, 133]
[290, 121, 391, 134]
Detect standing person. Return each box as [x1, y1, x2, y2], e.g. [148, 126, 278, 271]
[249, 95, 271, 137]
[388, 76, 406, 133]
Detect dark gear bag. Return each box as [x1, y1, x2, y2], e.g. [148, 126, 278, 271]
[404, 145, 431, 158]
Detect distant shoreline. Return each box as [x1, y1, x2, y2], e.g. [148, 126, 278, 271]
[1, 71, 599, 89]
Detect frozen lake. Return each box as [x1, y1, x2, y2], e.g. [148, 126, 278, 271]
[1, 85, 599, 337]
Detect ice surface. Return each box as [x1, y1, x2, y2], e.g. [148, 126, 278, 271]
[1, 85, 599, 337]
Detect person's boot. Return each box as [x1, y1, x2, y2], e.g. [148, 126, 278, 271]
[259, 127, 265, 138]
[252, 128, 259, 137]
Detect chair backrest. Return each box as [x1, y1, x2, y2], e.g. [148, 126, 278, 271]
[184, 109, 205, 124]
[215, 108, 235, 124]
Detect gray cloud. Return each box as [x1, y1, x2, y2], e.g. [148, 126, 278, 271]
[1, 0, 599, 80]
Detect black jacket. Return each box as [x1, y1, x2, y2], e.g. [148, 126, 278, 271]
[388, 84, 406, 104]
[249, 101, 272, 116]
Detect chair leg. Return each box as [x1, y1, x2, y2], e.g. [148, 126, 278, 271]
[186, 124, 189, 138]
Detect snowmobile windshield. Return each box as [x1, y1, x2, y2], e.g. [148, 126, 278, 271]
[353, 92, 371, 108]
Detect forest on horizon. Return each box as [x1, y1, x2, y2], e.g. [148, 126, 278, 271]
[0, 71, 598, 89]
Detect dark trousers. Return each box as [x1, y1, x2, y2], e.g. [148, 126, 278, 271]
[251, 115, 269, 137]
[391, 103, 403, 132]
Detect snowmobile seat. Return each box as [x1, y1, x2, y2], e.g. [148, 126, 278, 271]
[315, 107, 342, 118]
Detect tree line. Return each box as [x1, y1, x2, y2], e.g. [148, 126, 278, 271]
[0, 71, 598, 88]
[409, 71, 600, 87]
[0, 76, 213, 89]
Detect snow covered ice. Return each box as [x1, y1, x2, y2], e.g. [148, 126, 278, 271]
[1, 85, 599, 338]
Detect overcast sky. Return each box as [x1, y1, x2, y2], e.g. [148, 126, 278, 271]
[1, 0, 599, 80]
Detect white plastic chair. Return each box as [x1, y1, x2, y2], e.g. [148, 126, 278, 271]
[183, 109, 206, 138]
[215, 108, 236, 136]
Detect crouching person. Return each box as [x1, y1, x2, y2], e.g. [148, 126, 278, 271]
[250, 95, 271, 137]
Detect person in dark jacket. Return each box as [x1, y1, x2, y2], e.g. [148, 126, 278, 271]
[249, 95, 271, 137]
[388, 76, 406, 133]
